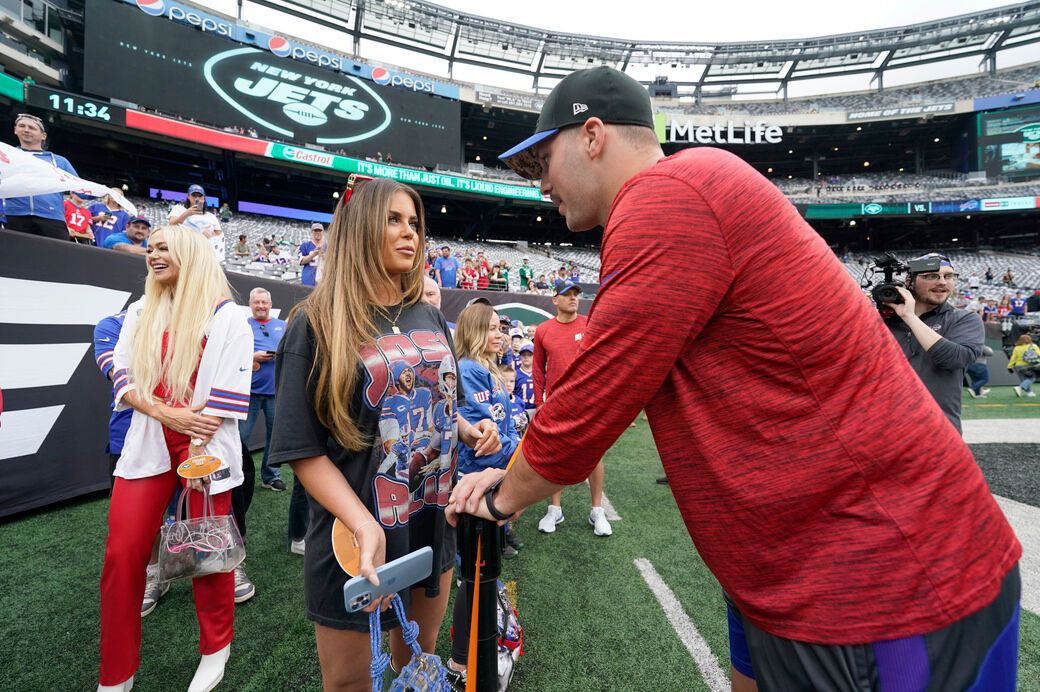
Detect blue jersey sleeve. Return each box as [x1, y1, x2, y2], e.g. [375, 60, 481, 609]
[93, 313, 126, 379]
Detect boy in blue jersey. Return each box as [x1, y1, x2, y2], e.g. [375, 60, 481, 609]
[500, 365, 529, 437]
[515, 343, 536, 410]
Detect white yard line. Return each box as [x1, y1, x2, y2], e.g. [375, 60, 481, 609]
[634, 558, 729, 692]
[994, 494, 1040, 617]
[584, 479, 621, 520]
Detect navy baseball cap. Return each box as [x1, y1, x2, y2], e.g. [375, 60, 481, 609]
[553, 279, 581, 296]
[520, 343, 534, 354]
[188, 184, 205, 195]
[499, 313, 511, 325]
[499, 66, 655, 180]
[128, 216, 151, 227]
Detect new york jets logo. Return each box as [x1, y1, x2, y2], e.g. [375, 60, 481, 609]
[203, 47, 391, 144]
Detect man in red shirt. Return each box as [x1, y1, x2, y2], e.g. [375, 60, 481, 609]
[449, 66, 1021, 689]
[532, 278, 611, 536]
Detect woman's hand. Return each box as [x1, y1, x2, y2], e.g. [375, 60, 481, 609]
[154, 402, 220, 438]
[459, 417, 502, 457]
[185, 442, 212, 492]
[354, 520, 392, 612]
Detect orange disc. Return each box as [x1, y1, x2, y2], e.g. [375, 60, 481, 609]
[331, 518, 361, 577]
[177, 455, 222, 479]
[252, 361, 260, 371]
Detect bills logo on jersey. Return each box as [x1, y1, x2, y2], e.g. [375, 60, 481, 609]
[268, 36, 292, 57]
[136, 0, 165, 16]
[371, 67, 392, 85]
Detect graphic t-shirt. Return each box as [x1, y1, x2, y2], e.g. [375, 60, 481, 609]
[268, 302, 464, 630]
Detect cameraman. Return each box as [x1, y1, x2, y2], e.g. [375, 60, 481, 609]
[884, 253, 984, 432]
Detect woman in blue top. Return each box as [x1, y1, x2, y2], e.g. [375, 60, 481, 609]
[455, 303, 520, 474]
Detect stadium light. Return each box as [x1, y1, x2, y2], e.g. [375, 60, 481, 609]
[856, 126, 862, 132]
[441, 204, 447, 213]
[536, 215, 542, 222]
[863, 161, 870, 167]
[933, 137, 940, 143]
[849, 220, 857, 226]
[952, 238, 959, 242]
[475, 155, 481, 161]
[332, 191, 339, 198]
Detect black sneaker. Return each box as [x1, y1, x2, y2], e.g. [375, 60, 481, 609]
[502, 543, 518, 559]
[505, 532, 524, 551]
[262, 479, 287, 491]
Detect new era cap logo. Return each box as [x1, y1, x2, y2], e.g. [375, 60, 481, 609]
[573, 102, 589, 115]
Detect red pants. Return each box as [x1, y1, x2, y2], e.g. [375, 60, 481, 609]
[99, 426, 234, 685]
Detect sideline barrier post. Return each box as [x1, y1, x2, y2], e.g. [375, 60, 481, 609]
[459, 514, 501, 692]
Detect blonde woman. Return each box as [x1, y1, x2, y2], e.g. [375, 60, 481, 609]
[266, 179, 499, 691]
[1007, 334, 1040, 397]
[99, 225, 252, 692]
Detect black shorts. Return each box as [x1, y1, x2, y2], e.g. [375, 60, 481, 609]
[726, 564, 1020, 691]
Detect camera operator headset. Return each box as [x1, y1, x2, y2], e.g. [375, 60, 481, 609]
[878, 253, 985, 433]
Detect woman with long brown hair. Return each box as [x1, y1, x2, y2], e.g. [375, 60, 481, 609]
[267, 178, 498, 691]
[99, 224, 252, 692]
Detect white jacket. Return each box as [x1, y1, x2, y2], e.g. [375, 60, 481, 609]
[112, 297, 253, 493]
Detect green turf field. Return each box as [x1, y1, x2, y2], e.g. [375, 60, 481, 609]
[2, 421, 1037, 690]
[962, 384, 1040, 419]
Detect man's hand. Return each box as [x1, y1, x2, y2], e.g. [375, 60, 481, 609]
[459, 417, 502, 457]
[884, 286, 917, 320]
[445, 467, 506, 526]
[253, 350, 275, 363]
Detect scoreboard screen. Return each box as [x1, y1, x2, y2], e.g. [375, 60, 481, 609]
[978, 106, 1040, 179]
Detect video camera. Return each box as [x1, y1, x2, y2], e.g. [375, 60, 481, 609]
[862, 253, 942, 306]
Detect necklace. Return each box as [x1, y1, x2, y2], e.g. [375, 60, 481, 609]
[379, 300, 406, 334]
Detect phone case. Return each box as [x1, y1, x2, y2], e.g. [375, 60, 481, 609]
[342, 546, 434, 612]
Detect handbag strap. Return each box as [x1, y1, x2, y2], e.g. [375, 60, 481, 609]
[173, 484, 215, 523]
[368, 594, 423, 692]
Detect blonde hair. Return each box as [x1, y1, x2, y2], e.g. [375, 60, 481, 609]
[1016, 334, 1034, 346]
[130, 225, 233, 405]
[454, 303, 504, 389]
[291, 178, 426, 451]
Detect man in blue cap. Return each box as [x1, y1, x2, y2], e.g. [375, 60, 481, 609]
[102, 216, 151, 255]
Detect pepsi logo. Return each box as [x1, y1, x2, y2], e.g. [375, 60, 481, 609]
[136, 0, 165, 16]
[371, 67, 391, 85]
[268, 36, 291, 57]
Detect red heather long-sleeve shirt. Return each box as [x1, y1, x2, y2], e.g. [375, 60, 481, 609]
[522, 147, 1020, 645]
[532, 314, 587, 404]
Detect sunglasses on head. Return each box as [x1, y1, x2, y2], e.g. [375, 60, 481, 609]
[340, 173, 375, 206]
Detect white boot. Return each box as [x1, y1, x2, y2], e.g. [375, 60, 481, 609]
[98, 674, 134, 691]
[188, 644, 230, 692]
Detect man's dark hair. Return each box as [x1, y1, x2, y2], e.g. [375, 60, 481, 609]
[238, 234, 247, 241]
[441, 245, 450, 250]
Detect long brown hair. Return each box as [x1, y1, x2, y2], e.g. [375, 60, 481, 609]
[291, 178, 427, 450]
[454, 303, 504, 390]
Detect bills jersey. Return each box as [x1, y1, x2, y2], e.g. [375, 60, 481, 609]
[515, 367, 535, 408]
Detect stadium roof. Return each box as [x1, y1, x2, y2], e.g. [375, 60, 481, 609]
[255, 0, 1040, 95]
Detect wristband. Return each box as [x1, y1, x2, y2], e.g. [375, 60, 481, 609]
[483, 477, 516, 522]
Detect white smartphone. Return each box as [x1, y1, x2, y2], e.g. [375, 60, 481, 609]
[342, 546, 433, 613]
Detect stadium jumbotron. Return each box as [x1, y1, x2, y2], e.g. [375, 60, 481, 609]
[1, 1, 1040, 690]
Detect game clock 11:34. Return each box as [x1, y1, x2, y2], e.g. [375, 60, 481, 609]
[24, 85, 126, 128]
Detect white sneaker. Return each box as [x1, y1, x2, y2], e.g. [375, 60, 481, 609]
[289, 539, 305, 555]
[188, 644, 230, 692]
[1029, 391, 1037, 398]
[589, 507, 612, 537]
[1014, 386, 1024, 397]
[98, 675, 134, 692]
[981, 388, 992, 395]
[537, 505, 563, 533]
[967, 388, 979, 399]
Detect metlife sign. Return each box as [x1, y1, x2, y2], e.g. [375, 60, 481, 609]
[115, 0, 459, 99]
[86, 0, 461, 165]
[659, 115, 783, 145]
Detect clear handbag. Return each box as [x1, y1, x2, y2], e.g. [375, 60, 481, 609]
[158, 485, 245, 583]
